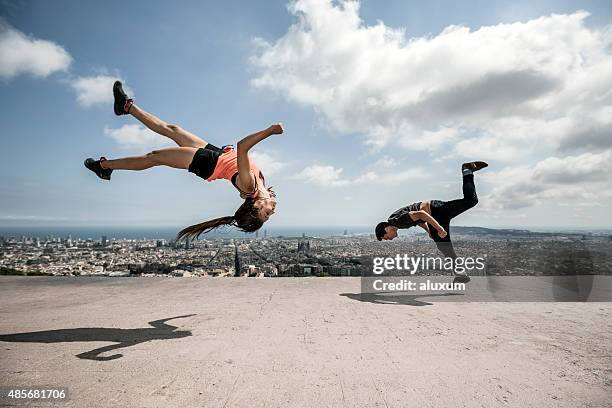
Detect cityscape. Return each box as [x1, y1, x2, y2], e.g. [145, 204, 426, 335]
[1, 227, 610, 278]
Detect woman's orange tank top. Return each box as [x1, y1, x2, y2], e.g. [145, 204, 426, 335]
[207, 147, 262, 198]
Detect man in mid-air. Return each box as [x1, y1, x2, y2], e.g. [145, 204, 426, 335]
[375, 161, 488, 283]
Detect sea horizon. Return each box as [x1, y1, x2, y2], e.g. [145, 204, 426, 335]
[1, 225, 611, 240]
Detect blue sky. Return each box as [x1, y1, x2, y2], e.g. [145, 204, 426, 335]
[1, 0, 611, 229]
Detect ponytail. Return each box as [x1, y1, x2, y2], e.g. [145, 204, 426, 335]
[176, 198, 265, 241]
[176, 216, 235, 241]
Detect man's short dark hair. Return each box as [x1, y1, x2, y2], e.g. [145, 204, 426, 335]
[375, 222, 390, 241]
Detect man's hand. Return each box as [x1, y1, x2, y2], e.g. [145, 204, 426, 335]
[411, 210, 446, 239]
[268, 123, 284, 135]
[420, 223, 433, 239]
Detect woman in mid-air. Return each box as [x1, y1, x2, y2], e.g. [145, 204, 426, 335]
[84, 81, 282, 240]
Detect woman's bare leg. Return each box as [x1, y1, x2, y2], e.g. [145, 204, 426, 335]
[102, 147, 198, 171]
[129, 103, 208, 148]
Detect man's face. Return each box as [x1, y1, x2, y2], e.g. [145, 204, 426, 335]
[382, 226, 398, 240]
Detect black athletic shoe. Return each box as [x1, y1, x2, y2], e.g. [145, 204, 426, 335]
[453, 274, 471, 284]
[113, 80, 132, 116]
[84, 157, 113, 180]
[462, 161, 488, 172]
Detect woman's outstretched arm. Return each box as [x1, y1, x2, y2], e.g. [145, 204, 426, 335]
[235, 123, 283, 192]
[237, 123, 283, 152]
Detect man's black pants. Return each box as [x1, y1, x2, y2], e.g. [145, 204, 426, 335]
[428, 174, 478, 259]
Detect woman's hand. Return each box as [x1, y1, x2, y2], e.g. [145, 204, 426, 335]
[437, 229, 447, 239]
[268, 123, 284, 135]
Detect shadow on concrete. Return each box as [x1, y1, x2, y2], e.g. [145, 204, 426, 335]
[0, 314, 196, 361]
[340, 292, 463, 306]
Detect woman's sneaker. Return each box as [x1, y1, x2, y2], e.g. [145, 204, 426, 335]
[113, 81, 133, 116]
[84, 157, 113, 180]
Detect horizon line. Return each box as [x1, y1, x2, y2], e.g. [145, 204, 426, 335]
[1, 225, 611, 231]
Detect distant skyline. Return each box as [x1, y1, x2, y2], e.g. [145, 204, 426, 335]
[1, 225, 610, 242]
[1, 0, 612, 229]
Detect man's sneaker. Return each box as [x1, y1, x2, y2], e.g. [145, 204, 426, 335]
[113, 80, 133, 116]
[453, 274, 471, 284]
[462, 161, 488, 172]
[84, 157, 113, 180]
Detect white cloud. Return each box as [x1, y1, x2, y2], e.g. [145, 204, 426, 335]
[71, 75, 132, 107]
[295, 164, 427, 187]
[251, 1, 612, 212]
[451, 136, 523, 162]
[369, 155, 399, 169]
[532, 151, 612, 184]
[250, 151, 287, 176]
[251, 2, 612, 157]
[0, 20, 71, 79]
[398, 127, 461, 151]
[104, 125, 170, 150]
[354, 168, 428, 185]
[295, 165, 349, 187]
[481, 151, 612, 209]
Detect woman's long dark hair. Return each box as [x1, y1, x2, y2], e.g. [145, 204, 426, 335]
[176, 198, 264, 241]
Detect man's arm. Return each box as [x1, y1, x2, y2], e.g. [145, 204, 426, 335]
[408, 211, 447, 238]
[417, 222, 432, 238]
[236, 123, 284, 192]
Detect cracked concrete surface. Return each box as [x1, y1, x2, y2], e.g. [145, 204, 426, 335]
[0, 276, 610, 407]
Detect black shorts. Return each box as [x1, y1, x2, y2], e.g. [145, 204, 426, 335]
[188, 144, 224, 180]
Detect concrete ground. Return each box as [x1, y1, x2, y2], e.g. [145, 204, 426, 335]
[0, 276, 610, 408]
